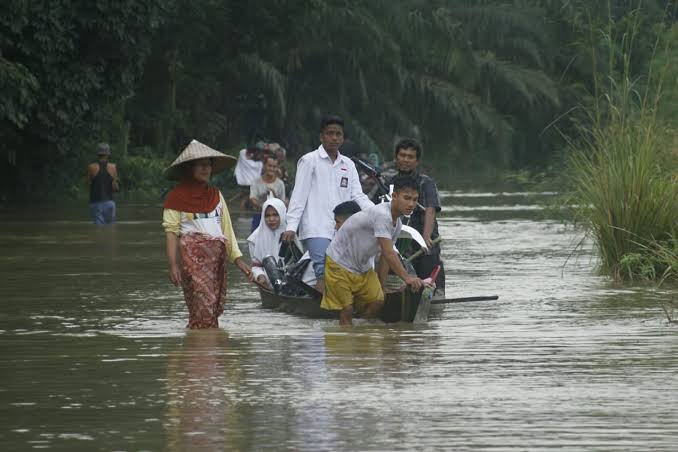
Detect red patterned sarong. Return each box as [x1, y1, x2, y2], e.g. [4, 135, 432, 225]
[179, 233, 229, 329]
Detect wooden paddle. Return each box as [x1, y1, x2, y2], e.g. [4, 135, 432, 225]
[431, 295, 499, 304]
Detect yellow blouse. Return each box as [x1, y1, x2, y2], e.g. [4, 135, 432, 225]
[162, 191, 243, 263]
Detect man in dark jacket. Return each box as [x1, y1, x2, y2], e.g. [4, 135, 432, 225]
[387, 138, 445, 291]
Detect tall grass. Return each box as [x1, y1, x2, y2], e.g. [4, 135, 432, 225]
[568, 5, 678, 282]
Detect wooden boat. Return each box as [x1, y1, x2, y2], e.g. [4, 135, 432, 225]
[256, 228, 499, 322]
[258, 286, 449, 323]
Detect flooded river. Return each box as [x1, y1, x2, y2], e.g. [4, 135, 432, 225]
[1, 192, 677, 451]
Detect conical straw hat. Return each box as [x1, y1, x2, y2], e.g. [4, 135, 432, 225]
[165, 139, 237, 180]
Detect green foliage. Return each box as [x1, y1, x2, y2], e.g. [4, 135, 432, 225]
[1, 0, 676, 202]
[619, 252, 659, 281]
[569, 5, 678, 282]
[117, 151, 172, 202]
[0, 0, 168, 200]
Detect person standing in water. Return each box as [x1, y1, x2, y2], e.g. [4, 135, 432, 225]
[163, 140, 252, 329]
[321, 176, 424, 325]
[87, 142, 119, 224]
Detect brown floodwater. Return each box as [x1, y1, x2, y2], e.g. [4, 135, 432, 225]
[1, 192, 677, 451]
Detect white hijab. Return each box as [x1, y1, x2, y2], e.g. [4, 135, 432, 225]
[247, 198, 287, 263]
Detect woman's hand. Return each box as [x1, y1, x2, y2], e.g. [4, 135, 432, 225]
[235, 258, 254, 282]
[169, 263, 182, 286]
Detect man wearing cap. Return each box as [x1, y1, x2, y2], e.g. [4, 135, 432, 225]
[282, 115, 373, 292]
[87, 142, 119, 224]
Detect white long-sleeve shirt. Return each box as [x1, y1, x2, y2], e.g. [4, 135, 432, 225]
[286, 145, 373, 240]
[234, 148, 263, 186]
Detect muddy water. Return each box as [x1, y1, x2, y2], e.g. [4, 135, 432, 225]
[1, 193, 676, 451]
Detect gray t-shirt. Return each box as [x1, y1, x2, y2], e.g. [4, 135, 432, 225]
[249, 177, 286, 204]
[326, 202, 402, 274]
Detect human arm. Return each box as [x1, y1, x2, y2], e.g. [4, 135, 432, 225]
[278, 180, 286, 204]
[282, 156, 313, 241]
[166, 232, 182, 286]
[421, 177, 441, 249]
[250, 197, 262, 211]
[109, 163, 120, 192]
[218, 193, 253, 280]
[376, 254, 390, 289]
[423, 207, 436, 249]
[163, 208, 183, 286]
[249, 181, 263, 211]
[218, 193, 243, 263]
[377, 237, 423, 291]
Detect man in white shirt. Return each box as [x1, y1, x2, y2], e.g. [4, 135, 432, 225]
[321, 175, 424, 325]
[281, 116, 373, 290]
[234, 143, 265, 209]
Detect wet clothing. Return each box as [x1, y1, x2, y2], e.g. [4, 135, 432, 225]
[303, 237, 332, 279]
[163, 189, 243, 329]
[326, 202, 402, 274]
[90, 160, 114, 203]
[89, 160, 116, 224]
[90, 200, 116, 225]
[320, 255, 384, 312]
[179, 233, 228, 329]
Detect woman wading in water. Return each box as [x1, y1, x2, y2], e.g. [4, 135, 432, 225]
[163, 140, 252, 328]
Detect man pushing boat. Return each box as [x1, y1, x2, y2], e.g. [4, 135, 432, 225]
[321, 175, 424, 325]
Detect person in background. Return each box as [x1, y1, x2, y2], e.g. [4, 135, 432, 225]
[247, 198, 287, 289]
[87, 142, 119, 224]
[234, 142, 265, 209]
[163, 140, 252, 329]
[333, 200, 361, 231]
[248, 156, 286, 231]
[321, 175, 424, 326]
[271, 144, 292, 196]
[387, 138, 445, 290]
[282, 115, 374, 292]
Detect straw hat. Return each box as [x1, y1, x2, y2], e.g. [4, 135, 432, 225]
[165, 140, 237, 180]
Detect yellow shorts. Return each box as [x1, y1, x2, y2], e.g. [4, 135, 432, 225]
[320, 256, 384, 313]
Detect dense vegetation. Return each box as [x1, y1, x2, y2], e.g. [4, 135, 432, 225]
[569, 10, 678, 283]
[0, 0, 675, 203]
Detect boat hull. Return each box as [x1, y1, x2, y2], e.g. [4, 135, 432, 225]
[257, 286, 439, 323]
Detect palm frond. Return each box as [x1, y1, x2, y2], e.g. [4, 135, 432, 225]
[236, 53, 287, 121]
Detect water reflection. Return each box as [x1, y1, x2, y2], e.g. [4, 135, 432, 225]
[165, 330, 240, 451]
[2, 196, 678, 450]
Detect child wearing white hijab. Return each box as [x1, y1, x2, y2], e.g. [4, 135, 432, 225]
[248, 197, 316, 289]
[248, 198, 287, 287]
